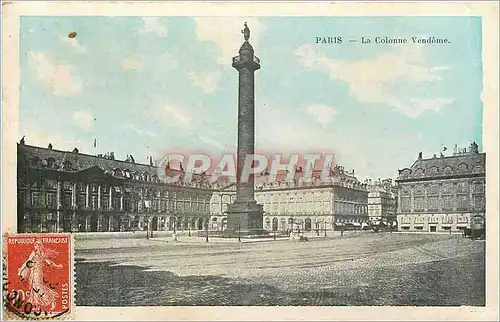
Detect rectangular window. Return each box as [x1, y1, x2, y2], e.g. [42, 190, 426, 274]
[458, 195, 469, 210]
[112, 197, 120, 210]
[45, 179, 57, 190]
[473, 182, 485, 193]
[442, 183, 453, 194]
[63, 193, 71, 208]
[474, 195, 485, 209]
[124, 198, 131, 211]
[458, 181, 469, 193]
[46, 193, 57, 208]
[414, 197, 424, 211]
[78, 194, 86, 207]
[428, 184, 439, 195]
[401, 197, 411, 211]
[102, 196, 109, 210]
[442, 196, 453, 210]
[428, 197, 438, 210]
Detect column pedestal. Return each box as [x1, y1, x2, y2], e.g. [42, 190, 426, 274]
[224, 201, 266, 237]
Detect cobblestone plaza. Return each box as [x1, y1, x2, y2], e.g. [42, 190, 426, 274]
[75, 232, 484, 306]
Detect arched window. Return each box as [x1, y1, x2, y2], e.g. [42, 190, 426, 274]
[443, 166, 453, 176]
[457, 163, 468, 174]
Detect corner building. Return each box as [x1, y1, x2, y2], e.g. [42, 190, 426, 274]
[396, 142, 486, 233]
[17, 142, 213, 233]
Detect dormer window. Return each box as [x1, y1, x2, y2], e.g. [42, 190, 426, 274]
[124, 170, 131, 178]
[46, 157, 55, 168]
[63, 161, 71, 170]
[30, 157, 40, 167]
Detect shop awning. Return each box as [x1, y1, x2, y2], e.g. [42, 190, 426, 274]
[457, 223, 468, 227]
[413, 223, 424, 227]
[400, 224, 410, 227]
[352, 222, 361, 226]
[441, 224, 452, 227]
[335, 222, 344, 226]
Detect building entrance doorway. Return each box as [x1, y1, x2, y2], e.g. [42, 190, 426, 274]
[430, 225, 437, 232]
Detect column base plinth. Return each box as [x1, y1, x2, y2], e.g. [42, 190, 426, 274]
[224, 200, 266, 237]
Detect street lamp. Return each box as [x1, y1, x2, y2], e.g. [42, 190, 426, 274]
[238, 224, 241, 242]
[205, 217, 209, 242]
[324, 219, 327, 238]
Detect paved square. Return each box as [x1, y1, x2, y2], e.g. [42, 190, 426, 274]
[75, 232, 484, 306]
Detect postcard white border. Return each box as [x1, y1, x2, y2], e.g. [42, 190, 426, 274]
[2, 1, 499, 321]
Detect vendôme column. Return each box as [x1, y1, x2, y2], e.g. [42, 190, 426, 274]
[225, 23, 265, 236]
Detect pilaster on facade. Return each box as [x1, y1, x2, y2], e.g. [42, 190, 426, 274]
[57, 181, 62, 209]
[109, 185, 113, 210]
[85, 183, 90, 209]
[72, 183, 77, 208]
[97, 185, 102, 210]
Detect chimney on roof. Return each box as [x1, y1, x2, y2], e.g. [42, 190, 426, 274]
[72, 148, 79, 154]
[149, 156, 153, 166]
[130, 155, 135, 163]
[470, 141, 479, 154]
[110, 152, 115, 160]
[48, 143, 53, 150]
[20, 136, 25, 145]
[418, 152, 422, 160]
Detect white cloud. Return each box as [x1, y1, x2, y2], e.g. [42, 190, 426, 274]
[188, 71, 221, 93]
[59, 35, 86, 52]
[306, 104, 337, 126]
[160, 104, 192, 127]
[121, 58, 140, 71]
[126, 124, 157, 138]
[138, 17, 168, 37]
[27, 51, 82, 96]
[191, 17, 266, 64]
[295, 44, 454, 118]
[72, 110, 94, 131]
[199, 135, 224, 150]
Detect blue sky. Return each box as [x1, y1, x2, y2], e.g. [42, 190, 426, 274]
[19, 16, 483, 180]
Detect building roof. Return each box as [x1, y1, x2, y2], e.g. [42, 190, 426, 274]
[397, 144, 485, 181]
[17, 143, 212, 188]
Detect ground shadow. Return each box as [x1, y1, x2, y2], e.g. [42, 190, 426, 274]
[75, 251, 485, 306]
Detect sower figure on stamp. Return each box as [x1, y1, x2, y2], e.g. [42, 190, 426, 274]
[17, 240, 63, 311]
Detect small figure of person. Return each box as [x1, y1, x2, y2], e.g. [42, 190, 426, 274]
[17, 240, 63, 311]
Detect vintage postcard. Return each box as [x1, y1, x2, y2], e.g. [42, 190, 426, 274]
[2, 1, 499, 321]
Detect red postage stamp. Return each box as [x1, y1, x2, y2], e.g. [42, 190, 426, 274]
[3, 233, 74, 320]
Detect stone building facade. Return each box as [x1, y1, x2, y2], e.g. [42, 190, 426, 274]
[367, 179, 397, 222]
[210, 167, 369, 233]
[396, 142, 486, 233]
[18, 141, 370, 234]
[17, 142, 214, 233]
